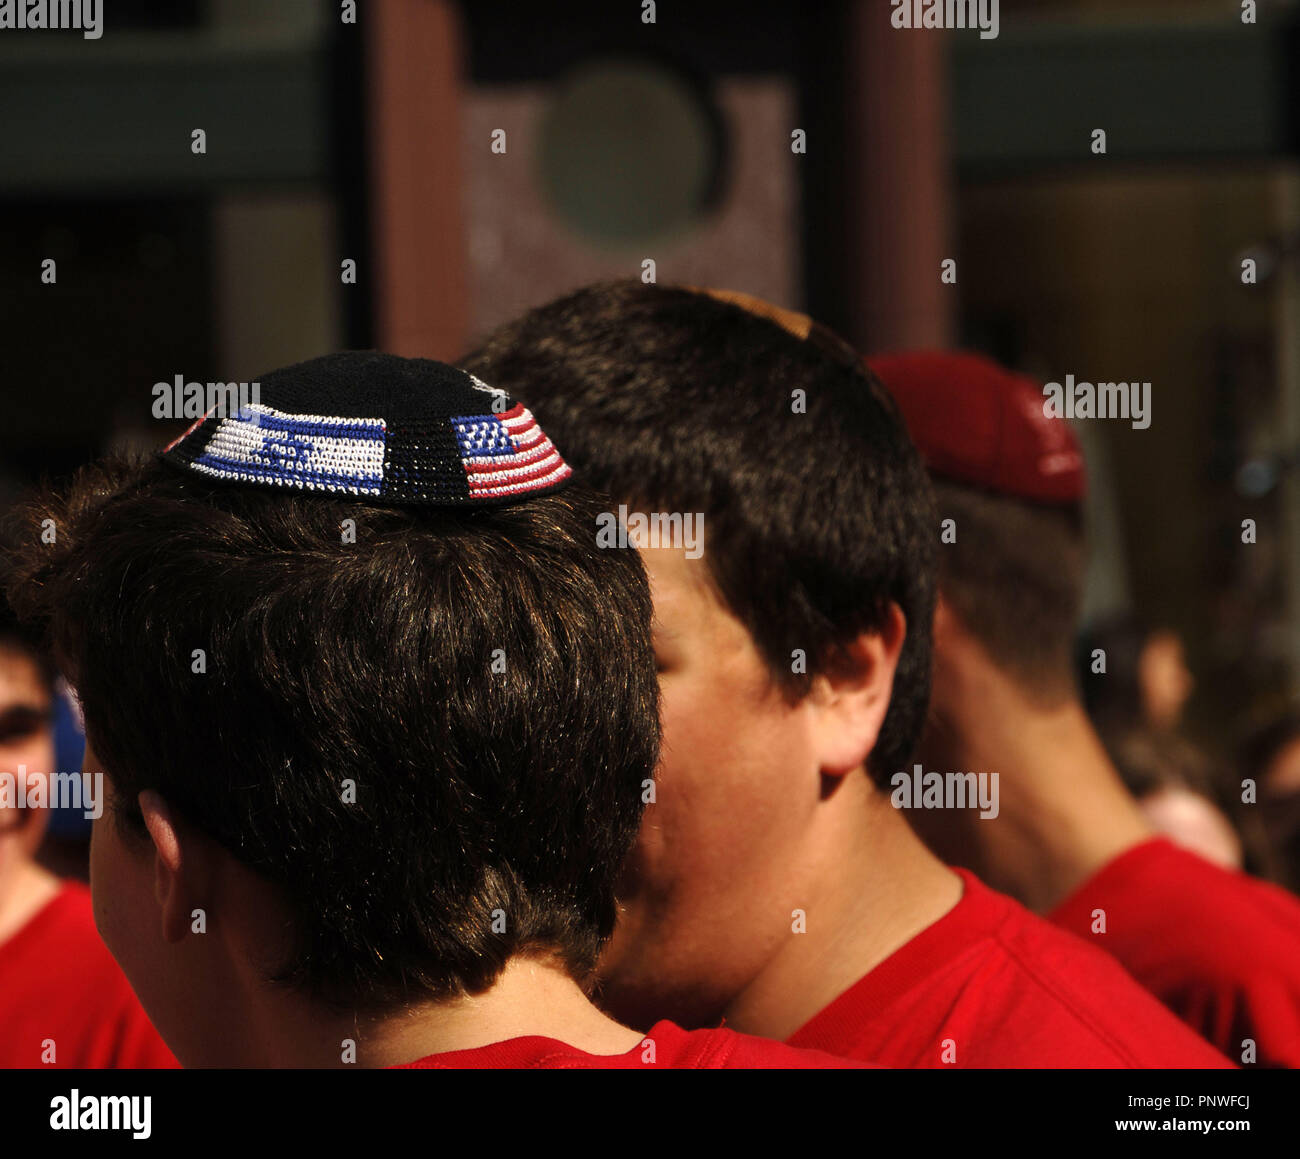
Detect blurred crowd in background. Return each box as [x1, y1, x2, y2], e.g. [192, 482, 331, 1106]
[2, 2, 1300, 935]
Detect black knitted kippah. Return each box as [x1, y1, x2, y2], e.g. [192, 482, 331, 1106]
[160, 352, 573, 507]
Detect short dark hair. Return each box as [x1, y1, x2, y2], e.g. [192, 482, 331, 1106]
[5, 456, 659, 1011]
[932, 478, 1086, 703]
[460, 280, 937, 786]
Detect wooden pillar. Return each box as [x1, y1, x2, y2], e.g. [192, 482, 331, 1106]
[843, 2, 953, 353]
[366, 0, 469, 359]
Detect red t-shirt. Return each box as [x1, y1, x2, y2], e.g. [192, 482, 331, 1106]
[1050, 837, 1300, 1068]
[0, 882, 177, 1069]
[786, 869, 1233, 1068]
[395, 1020, 869, 1069]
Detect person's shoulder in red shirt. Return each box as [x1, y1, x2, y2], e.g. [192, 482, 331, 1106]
[0, 881, 177, 1069]
[1051, 837, 1300, 1068]
[787, 870, 1233, 1069]
[395, 1020, 870, 1069]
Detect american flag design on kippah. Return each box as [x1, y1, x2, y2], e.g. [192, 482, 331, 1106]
[451, 403, 572, 499]
[159, 354, 575, 508]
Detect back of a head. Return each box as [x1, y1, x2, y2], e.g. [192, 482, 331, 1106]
[868, 351, 1088, 706]
[5, 352, 660, 1011]
[460, 280, 937, 787]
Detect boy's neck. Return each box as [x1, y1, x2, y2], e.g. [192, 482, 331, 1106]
[720, 779, 966, 1042]
[925, 654, 1154, 913]
[214, 957, 645, 1068]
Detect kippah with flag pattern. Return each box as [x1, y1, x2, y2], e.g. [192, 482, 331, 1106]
[160, 352, 574, 507]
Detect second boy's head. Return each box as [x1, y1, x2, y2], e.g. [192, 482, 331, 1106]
[462, 282, 938, 1027]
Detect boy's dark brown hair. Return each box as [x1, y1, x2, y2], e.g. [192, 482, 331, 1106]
[460, 280, 938, 787]
[5, 455, 659, 1012]
[933, 478, 1087, 705]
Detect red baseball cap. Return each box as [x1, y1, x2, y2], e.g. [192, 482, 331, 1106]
[867, 351, 1086, 504]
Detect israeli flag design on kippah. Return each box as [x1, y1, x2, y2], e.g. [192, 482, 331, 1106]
[186, 404, 387, 495]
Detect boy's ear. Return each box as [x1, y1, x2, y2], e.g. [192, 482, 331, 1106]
[138, 790, 196, 944]
[808, 602, 907, 776]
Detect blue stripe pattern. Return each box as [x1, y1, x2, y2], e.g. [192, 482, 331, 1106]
[192, 406, 387, 494]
